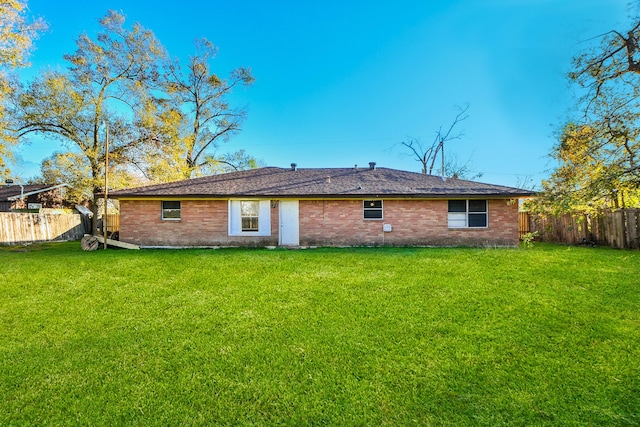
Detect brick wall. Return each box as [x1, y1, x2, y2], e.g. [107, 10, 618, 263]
[119, 199, 279, 247]
[119, 198, 520, 247]
[298, 199, 519, 247]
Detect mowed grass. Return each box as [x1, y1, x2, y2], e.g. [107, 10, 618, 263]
[0, 243, 639, 426]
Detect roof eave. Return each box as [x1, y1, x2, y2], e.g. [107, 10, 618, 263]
[110, 191, 536, 199]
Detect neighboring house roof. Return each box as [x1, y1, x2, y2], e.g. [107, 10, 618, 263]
[109, 166, 534, 199]
[1, 185, 51, 201]
[0, 183, 70, 201]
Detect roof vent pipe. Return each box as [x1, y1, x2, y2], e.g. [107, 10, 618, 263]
[290, 163, 297, 171]
[369, 162, 376, 170]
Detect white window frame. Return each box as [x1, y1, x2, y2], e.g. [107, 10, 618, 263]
[363, 200, 383, 220]
[161, 200, 181, 221]
[228, 200, 271, 236]
[240, 200, 260, 232]
[448, 200, 488, 228]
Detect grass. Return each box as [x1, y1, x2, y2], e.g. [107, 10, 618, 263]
[1, 242, 639, 426]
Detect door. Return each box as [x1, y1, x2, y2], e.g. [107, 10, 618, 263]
[279, 200, 299, 246]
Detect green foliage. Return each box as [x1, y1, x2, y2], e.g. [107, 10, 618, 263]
[10, 10, 166, 198]
[1, 244, 639, 425]
[135, 38, 255, 181]
[7, 12, 256, 188]
[544, 14, 640, 213]
[0, 0, 47, 69]
[0, 0, 46, 179]
[520, 231, 539, 248]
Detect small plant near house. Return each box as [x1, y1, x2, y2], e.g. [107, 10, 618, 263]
[520, 231, 539, 248]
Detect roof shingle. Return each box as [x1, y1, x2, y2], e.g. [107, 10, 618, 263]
[109, 167, 534, 199]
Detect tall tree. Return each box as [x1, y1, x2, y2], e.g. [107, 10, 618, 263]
[0, 0, 46, 179]
[543, 12, 640, 211]
[10, 10, 165, 230]
[134, 39, 255, 182]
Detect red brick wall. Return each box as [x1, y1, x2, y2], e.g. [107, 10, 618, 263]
[119, 199, 279, 247]
[298, 199, 519, 247]
[119, 198, 520, 247]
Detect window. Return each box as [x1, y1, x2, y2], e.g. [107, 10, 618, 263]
[241, 201, 259, 231]
[448, 200, 487, 228]
[363, 200, 383, 220]
[228, 200, 271, 236]
[162, 201, 181, 220]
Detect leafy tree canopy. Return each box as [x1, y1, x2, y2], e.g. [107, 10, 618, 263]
[0, 0, 46, 179]
[538, 7, 640, 213]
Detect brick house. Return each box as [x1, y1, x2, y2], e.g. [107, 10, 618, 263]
[108, 164, 534, 248]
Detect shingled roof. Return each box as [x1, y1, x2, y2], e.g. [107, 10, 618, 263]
[110, 166, 534, 199]
[0, 185, 52, 201]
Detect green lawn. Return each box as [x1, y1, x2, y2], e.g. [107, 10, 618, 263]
[1, 243, 639, 426]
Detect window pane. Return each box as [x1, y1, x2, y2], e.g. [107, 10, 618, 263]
[242, 217, 259, 231]
[468, 200, 487, 213]
[448, 200, 466, 212]
[241, 201, 259, 216]
[364, 200, 382, 209]
[364, 210, 383, 219]
[163, 209, 181, 219]
[162, 201, 180, 210]
[448, 212, 466, 228]
[468, 213, 487, 227]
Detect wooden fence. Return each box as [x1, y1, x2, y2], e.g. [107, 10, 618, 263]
[0, 213, 91, 245]
[521, 209, 640, 249]
[104, 214, 120, 236]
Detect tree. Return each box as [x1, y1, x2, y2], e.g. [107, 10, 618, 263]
[0, 0, 47, 68]
[0, 0, 46, 179]
[10, 10, 166, 231]
[36, 152, 92, 204]
[133, 39, 255, 182]
[399, 104, 473, 177]
[538, 122, 640, 213]
[543, 12, 640, 211]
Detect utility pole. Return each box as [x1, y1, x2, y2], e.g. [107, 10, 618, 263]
[103, 122, 109, 250]
[440, 139, 445, 178]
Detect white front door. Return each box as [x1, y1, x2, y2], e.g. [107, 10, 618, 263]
[279, 200, 299, 246]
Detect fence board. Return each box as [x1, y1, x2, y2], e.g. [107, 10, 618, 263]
[529, 209, 640, 250]
[0, 213, 90, 245]
[105, 214, 120, 234]
[518, 212, 530, 239]
[625, 210, 640, 249]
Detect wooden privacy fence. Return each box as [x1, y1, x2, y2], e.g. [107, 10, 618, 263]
[0, 213, 91, 245]
[522, 209, 640, 249]
[591, 209, 640, 249]
[104, 214, 120, 236]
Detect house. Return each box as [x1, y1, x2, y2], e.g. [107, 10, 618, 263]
[0, 183, 70, 212]
[108, 163, 534, 248]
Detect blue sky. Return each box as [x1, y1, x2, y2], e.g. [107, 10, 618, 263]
[12, 0, 630, 188]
